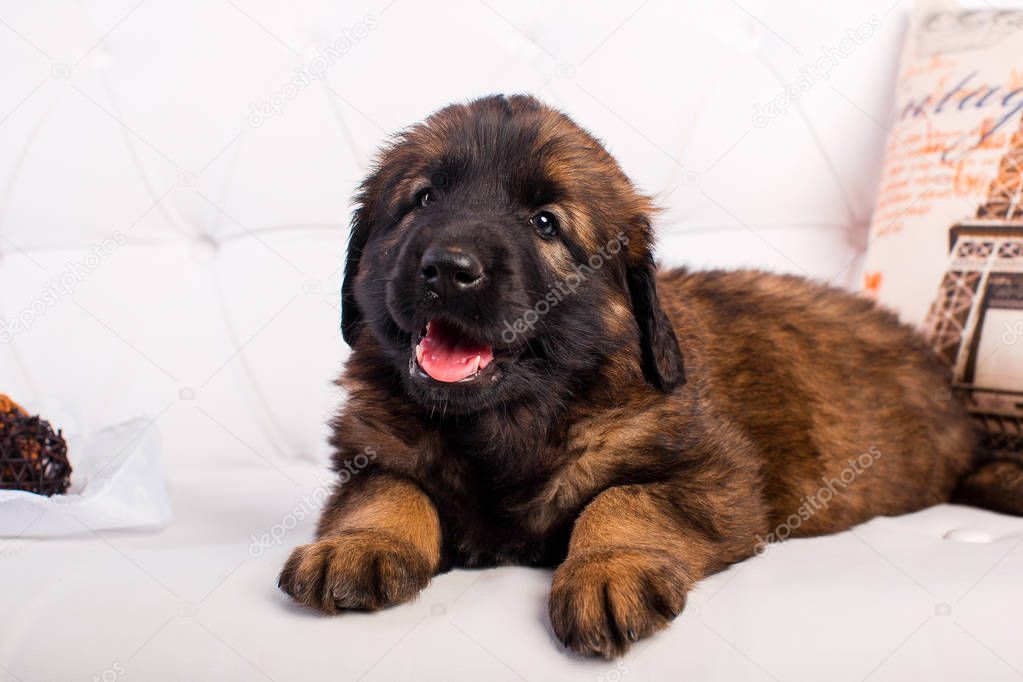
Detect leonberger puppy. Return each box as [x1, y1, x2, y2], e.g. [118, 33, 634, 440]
[279, 94, 1020, 658]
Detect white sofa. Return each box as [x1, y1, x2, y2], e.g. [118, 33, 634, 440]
[2, 1, 1022, 680]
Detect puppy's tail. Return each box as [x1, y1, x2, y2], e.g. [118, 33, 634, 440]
[952, 459, 1023, 516]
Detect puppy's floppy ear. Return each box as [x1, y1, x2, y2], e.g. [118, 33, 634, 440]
[341, 144, 409, 346]
[625, 242, 685, 392]
[341, 205, 371, 347]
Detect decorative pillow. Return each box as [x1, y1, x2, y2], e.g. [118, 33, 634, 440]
[863, 0, 1023, 459]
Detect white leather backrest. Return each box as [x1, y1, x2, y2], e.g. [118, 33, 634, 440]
[0, 0, 907, 464]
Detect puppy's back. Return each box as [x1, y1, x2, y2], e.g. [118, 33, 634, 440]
[656, 268, 975, 533]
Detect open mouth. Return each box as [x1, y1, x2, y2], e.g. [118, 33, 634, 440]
[412, 318, 496, 383]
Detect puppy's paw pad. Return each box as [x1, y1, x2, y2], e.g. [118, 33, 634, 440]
[278, 530, 431, 613]
[549, 549, 687, 658]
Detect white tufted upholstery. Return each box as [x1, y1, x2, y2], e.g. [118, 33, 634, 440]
[1, 1, 1021, 680]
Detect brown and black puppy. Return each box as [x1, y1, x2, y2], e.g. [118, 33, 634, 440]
[278, 94, 1017, 658]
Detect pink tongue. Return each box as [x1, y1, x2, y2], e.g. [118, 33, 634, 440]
[415, 320, 494, 382]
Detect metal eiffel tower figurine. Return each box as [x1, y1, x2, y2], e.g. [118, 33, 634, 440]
[924, 117, 1023, 459]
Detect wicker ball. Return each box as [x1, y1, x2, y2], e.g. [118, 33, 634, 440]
[0, 394, 71, 496]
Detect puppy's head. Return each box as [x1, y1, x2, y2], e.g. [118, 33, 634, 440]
[343, 95, 683, 414]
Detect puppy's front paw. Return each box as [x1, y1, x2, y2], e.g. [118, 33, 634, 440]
[278, 530, 432, 613]
[549, 549, 688, 658]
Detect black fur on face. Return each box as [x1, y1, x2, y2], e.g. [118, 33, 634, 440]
[341, 95, 683, 416]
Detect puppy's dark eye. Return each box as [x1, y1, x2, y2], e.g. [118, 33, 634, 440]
[416, 188, 434, 208]
[530, 211, 559, 238]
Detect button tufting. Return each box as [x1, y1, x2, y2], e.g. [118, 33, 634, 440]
[190, 233, 219, 260]
[942, 528, 995, 543]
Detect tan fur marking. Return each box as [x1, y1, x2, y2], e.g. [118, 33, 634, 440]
[319, 476, 441, 569]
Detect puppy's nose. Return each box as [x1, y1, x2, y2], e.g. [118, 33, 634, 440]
[420, 245, 485, 294]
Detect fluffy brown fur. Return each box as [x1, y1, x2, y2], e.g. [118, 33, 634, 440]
[278, 94, 1015, 658]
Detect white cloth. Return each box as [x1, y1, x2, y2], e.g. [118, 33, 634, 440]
[0, 416, 170, 536]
